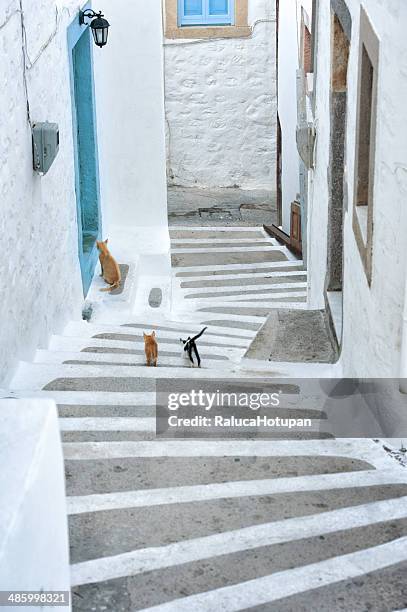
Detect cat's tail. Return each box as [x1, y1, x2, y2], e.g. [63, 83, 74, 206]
[100, 281, 121, 292]
[192, 326, 208, 341]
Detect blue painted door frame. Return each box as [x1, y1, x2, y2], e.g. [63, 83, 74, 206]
[68, 3, 102, 296]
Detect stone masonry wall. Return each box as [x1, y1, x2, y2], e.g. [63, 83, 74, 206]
[163, 0, 277, 190]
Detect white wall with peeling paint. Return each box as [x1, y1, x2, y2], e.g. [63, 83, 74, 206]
[163, 0, 277, 190]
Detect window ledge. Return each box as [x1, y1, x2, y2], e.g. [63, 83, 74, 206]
[165, 25, 252, 39]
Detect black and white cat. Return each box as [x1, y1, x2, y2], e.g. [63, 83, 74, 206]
[180, 327, 208, 368]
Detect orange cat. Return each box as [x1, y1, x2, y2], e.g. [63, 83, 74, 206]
[97, 239, 121, 292]
[143, 331, 158, 367]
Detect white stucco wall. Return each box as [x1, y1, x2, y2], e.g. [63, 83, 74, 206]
[94, 0, 169, 243]
[308, 0, 407, 376]
[163, 0, 277, 190]
[0, 400, 70, 606]
[278, 0, 301, 233]
[0, 0, 85, 384]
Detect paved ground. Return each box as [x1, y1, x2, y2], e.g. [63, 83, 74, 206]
[168, 186, 277, 226]
[246, 309, 337, 363]
[7, 224, 407, 611]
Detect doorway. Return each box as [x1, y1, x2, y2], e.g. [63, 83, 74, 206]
[326, 6, 351, 342]
[68, 9, 101, 295]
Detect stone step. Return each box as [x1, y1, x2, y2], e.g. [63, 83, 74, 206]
[89, 317, 257, 339]
[169, 228, 268, 240]
[69, 495, 407, 590]
[68, 487, 407, 565]
[174, 260, 304, 273]
[62, 439, 396, 470]
[119, 321, 255, 339]
[180, 274, 307, 289]
[197, 302, 307, 317]
[199, 319, 262, 332]
[48, 336, 239, 358]
[11, 362, 287, 391]
[64, 454, 376, 497]
[62, 431, 158, 443]
[172, 245, 282, 254]
[172, 250, 291, 268]
[11, 363, 257, 391]
[34, 350, 231, 368]
[71, 525, 407, 611]
[182, 283, 307, 298]
[169, 310, 265, 326]
[60, 417, 155, 432]
[8, 391, 157, 406]
[62, 321, 250, 348]
[171, 239, 279, 249]
[58, 405, 155, 418]
[67, 468, 407, 514]
[175, 263, 305, 278]
[184, 290, 308, 302]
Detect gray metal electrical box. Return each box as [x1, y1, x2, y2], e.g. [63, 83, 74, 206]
[32, 122, 59, 175]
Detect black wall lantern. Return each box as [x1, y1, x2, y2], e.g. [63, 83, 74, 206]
[79, 9, 110, 48]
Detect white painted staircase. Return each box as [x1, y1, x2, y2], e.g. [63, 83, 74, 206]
[5, 226, 407, 611]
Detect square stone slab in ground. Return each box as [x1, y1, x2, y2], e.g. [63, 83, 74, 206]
[245, 310, 337, 363]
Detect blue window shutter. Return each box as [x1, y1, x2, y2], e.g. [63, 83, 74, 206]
[179, 0, 234, 26]
[178, 0, 205, 25]
[206, 0, 233, 24]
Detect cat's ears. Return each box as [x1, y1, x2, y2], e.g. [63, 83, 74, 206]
[144, 331, 156, 338]
[104, 238, 109, 244]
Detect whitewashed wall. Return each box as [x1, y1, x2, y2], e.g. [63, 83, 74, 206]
[0, 0, 84, 384]
[278, 0, 301, 233]
[94, 0, 169, 239]
[164, 0, 277, 190]
[0, 400, 70, 607]
[308, 0, 407, 377]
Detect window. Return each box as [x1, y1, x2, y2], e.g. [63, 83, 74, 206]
[178, 0, 234, 27]
[165, 0, 249, 39]
[352, 7, 379, 286]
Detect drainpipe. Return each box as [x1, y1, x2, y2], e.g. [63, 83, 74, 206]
[399, 268, 407, 393]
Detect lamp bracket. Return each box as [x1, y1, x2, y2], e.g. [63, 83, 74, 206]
[79, 9, 104, 25]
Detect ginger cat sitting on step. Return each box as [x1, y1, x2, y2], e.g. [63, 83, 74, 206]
[97, 239, 121, 292]
[144, 331, 158, 367]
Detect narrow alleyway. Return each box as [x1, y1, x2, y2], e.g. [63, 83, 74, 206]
[7, 226, 407, 610]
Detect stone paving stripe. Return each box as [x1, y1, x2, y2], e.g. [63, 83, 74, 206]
[70, 523, 407, 611]
[171, 251, 289, 267]
[64, 456, 371, 497]
[176, 265, 305, 278]
[180, 275, 307, 288]
[137, 536, 407, 612]
[67, 469, 407, 515]
[68, 486, 407, 563]
[174, 261, 303, 274]
[171, 241, 277, 249]
[120, 323, 254, 340]
[60, 417, 155, 432]
[70, 497, 407, 586]
[81, 348, 228, 361]
[184, 285, 307, 299]
[92, 333, 246, 349]
[58, 405, 155, 418]
[62, 439, 394, 469]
